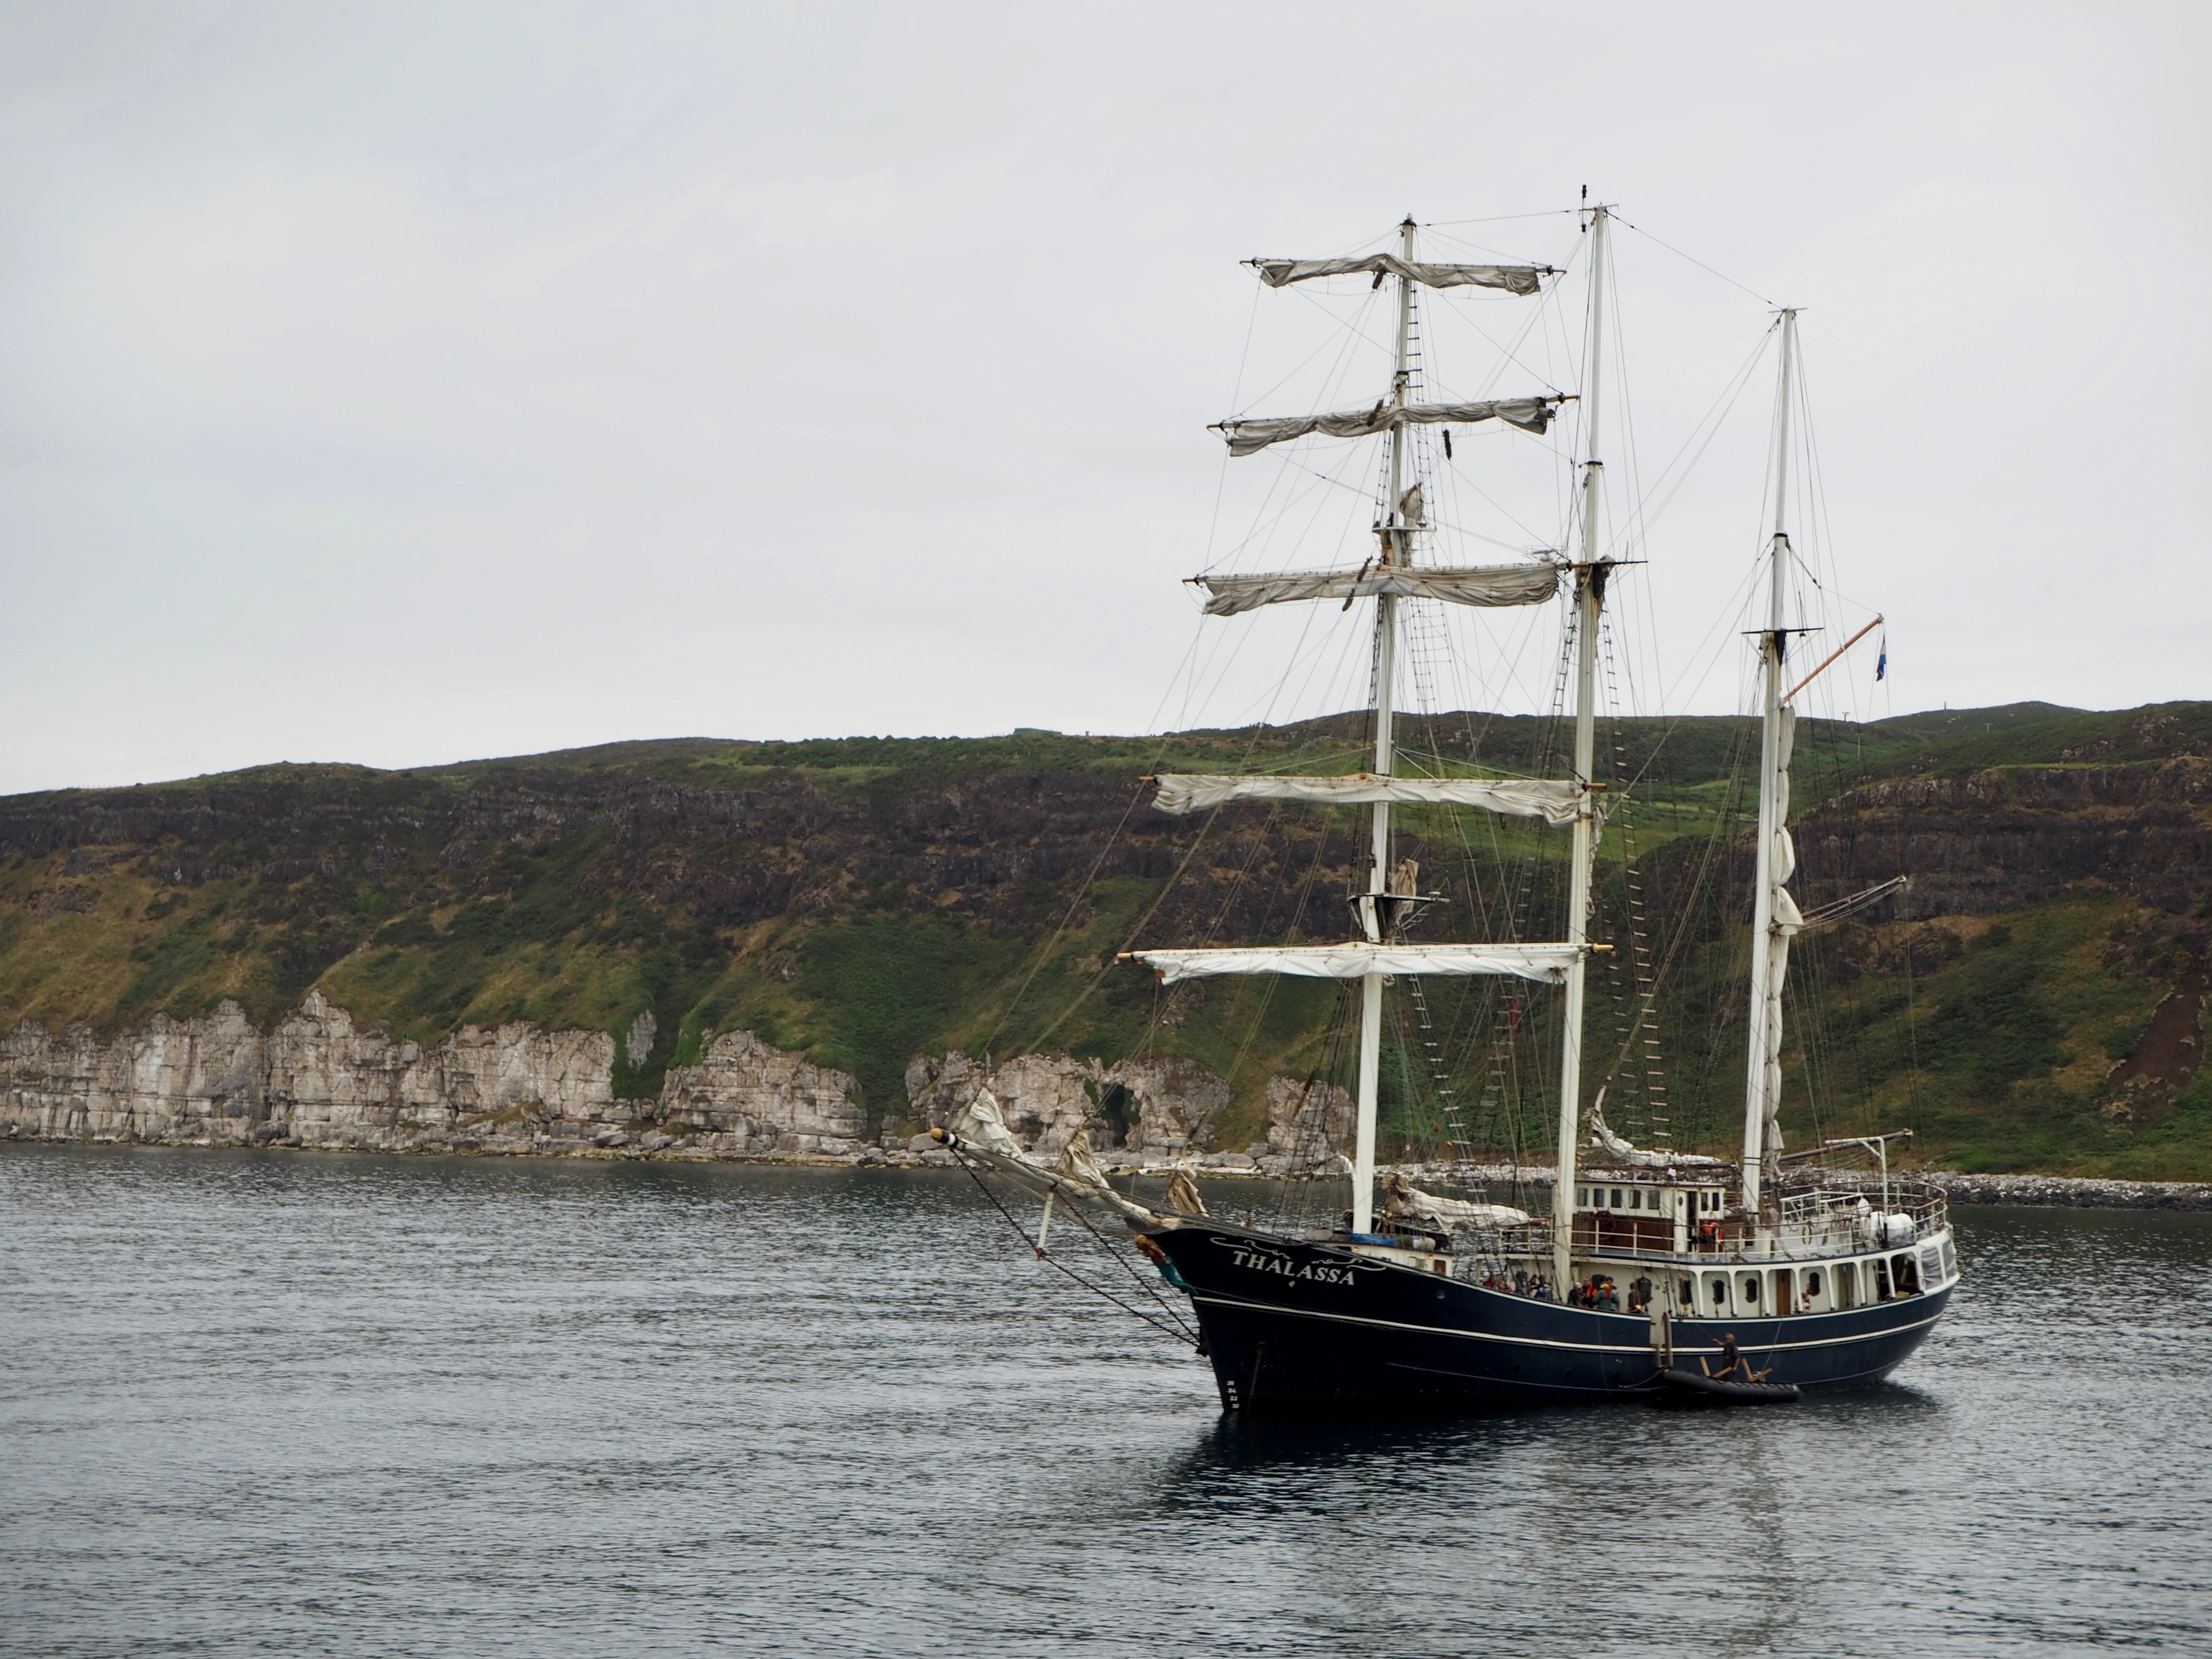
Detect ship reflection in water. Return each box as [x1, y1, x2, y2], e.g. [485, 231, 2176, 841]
[1, 1151, 2205, 1656]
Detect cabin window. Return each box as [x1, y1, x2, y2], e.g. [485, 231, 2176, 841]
[1708, 1276, 1729, 1312]
[1893, 1253, 1920, 1295]
[1835, 1262, 1859, 1309]
[1873, 1258, 1893, 1301]
[1678, 1276, 1695, 1308]
[1806, 1270, 1823, 1302]
[1940, 1238, 1958, 1280]
[1629, 1189, 1642, 1211]
[1741, 1274, 1762, 1307]
[1577, 1188, 1589, 1207]
[1611, 1188, 1623, 1208]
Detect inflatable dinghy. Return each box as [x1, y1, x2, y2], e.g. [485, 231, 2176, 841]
[1657, 1366, 1801, 1405]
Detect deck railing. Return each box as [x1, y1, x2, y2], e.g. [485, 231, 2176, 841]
[1449, 1178, 1949, 1273]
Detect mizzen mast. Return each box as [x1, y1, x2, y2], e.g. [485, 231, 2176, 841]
[1741, 308, 1802, 1228]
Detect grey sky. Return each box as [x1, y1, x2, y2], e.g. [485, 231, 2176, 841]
[2, 1, 2203, 794]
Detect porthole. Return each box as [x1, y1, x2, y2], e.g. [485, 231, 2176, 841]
[1741, 1274, 1762, 1305]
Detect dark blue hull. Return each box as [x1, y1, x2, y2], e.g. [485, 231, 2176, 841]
[1151, 1226, 1949, 1412]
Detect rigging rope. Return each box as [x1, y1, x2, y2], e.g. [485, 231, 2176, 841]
[945, 1142, 1201, 1348]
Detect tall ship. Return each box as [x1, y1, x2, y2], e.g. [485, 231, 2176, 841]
[941, 203, 1956, 1408]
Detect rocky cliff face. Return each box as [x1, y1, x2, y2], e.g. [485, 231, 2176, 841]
[0, 995, 1286, 1166]
[1797, 757, 2212, 916]
[902, 1048, 1349, 1171]
[1, 992, 865, 1158]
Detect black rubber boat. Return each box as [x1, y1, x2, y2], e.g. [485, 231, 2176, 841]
[1657, 1366, 1801, 1405]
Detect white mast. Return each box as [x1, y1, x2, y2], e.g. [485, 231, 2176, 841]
[1551, 203, 1608, 1295]
[1349, 215, 1418, 1236]
[1740, 309, 1798, 1221]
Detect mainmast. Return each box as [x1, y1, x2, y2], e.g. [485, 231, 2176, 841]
[1551, 203, 1609, 1295]
[1741, 309, 1799, 1223]
[1350, 215, 1419, 1236]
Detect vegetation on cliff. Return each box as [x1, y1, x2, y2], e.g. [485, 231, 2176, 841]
[1, 700, 2206, 1176]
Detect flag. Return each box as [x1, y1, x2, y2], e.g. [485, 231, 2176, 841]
[1875, 636, 1887, 682]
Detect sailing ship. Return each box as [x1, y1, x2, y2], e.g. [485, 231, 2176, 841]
[940, 205, 1956, 1408]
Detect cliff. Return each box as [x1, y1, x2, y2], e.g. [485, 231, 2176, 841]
[0, 990, 1341, 1168]
[0, 991, 867, 1157]
[1, 700, 2207, 1177]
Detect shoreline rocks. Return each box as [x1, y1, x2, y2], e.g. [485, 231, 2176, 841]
[5, 1002, 2205, 1207]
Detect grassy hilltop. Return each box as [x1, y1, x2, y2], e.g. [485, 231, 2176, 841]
[1, 700, 2207, 1177]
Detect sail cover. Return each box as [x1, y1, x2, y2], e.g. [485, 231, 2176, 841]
[1128, 942, 1580, 986]
[1252, 255, 1548, 296]
[1194, 562, 1559, 615]
[1152, 772, 1585, 828]
[1219, 397, 1557, 456]
[1382, 1170, 1532, 1228]
[1751, 706, 1798, 1156]
[1589, 1098, 1724, 1168]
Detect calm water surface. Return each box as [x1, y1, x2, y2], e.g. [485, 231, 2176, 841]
[2, 1145, 2207, 1657]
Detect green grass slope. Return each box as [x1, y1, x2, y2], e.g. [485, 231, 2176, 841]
[1, 702, 2204, 1175]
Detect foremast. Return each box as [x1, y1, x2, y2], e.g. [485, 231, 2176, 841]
[1742, 309, 1802, 1226]
[1551, 203, 1610, 1294]
[1350, 216, 1419, 1234]
[1131, 217, 1583, 1236]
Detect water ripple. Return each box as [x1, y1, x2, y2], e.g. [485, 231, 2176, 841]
[2, 1146, 2206, 1656]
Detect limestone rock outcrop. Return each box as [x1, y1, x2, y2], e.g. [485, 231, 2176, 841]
[901, 1048, 1341, 1169]
[1263, 1072, 1355, 1163]
[660, 1030, 866, 1155]
[0, 992, 858, 1158]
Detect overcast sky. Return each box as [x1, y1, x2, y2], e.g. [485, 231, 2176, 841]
[1, 1, 2204, 794]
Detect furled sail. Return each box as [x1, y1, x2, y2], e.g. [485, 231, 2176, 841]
[938, 1094, 1156, 1223]
[1193, 561, 1559, 616]
[1126, 941, 1581, 986]
[1251, 255, 1549, 296]
[1589, 1096, 1724, 1169]
[1382, 1169, 1532, 1228]
[1750, 707, 1797, 1155]
[1151, 772, 1586, 828]
[1218, 397, 1558, 457]
[950, 1088, 1032, 1162]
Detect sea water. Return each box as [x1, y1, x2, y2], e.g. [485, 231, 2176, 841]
[1, 1145, 2206, 1657]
